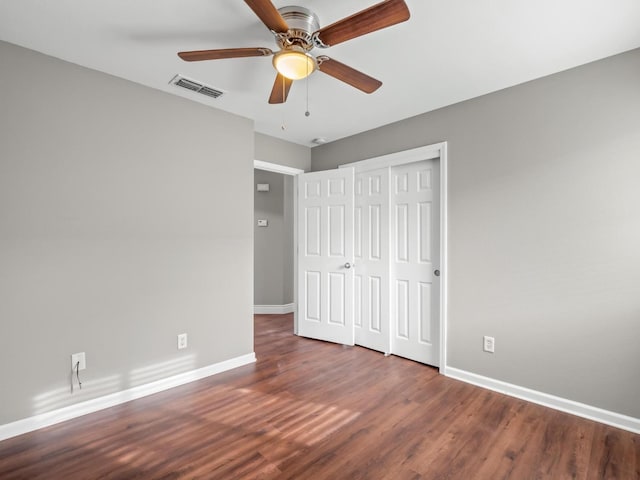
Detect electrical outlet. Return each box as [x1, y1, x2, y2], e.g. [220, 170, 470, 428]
[71, 352, 86, 371]
[177, 333, 188, 350]
[483, 336, 495, 353]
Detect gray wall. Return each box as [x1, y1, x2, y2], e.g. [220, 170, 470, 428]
[283, 175, 294, 304]
[312, 48, 640, 419]
[254, 170, 294, 305]
[0, 41, 254, 425]
[255, 132, 311, 172]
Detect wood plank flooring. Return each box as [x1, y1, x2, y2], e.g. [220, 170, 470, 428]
[0, 313, 638, 479]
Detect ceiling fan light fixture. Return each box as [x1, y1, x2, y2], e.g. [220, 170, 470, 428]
[273, 47, 317, 80]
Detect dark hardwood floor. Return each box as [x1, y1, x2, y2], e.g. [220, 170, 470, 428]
[0, 313, 638, 479]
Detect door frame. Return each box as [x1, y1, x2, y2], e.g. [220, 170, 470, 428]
[337, 142, 448, 373]
[254, 160, 304, 332]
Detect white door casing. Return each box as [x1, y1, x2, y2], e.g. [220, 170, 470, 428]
[354, 168, 390, 354]
[297, 168, 355, 345]
[390, 159, 441, 366]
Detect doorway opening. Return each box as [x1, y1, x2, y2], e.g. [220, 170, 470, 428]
[253, 161, 303, 323]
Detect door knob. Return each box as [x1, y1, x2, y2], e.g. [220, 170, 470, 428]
[434, 269, 440, 277]
[345, 262, 352, 269]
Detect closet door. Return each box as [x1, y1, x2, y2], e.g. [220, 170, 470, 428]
[390, 159, 440, 366]
[354, 168, 390, 354]
[297, 168, 355, 345]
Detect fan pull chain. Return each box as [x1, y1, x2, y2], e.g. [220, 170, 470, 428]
[305, 59, 310, 117]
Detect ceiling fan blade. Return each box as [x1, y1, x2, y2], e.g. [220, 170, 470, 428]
[269, 73, 293, 104]
[314, 0, 410, 47]
[244, 0, 289, 34]
[318, 57, 382, 94]
[178, 47, 273, 62]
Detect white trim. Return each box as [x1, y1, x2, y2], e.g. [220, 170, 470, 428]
[338, 143, 444, 172]
[0, 353, 256, 442]
[438, 142, 448, 373]
[445, 367, 640, 435]
[254, 303, 296, 314]
[292, 174, 299, 334]
[254, 159, 304, 175]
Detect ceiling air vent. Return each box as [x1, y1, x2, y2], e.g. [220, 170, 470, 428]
[170, 75, 225, 99]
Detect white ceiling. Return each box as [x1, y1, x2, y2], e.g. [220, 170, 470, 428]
[1, 0, 640, 147]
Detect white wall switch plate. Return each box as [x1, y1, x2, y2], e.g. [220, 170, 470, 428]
[483, 336, 495, 353]
[257, 219, 268, 227]
[256, 183, 270, 192]
[177, 333, 188, 350]
[71, 352, 86, 371]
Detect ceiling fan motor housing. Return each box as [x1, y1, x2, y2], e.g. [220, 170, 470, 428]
[276, 6, 320, 51]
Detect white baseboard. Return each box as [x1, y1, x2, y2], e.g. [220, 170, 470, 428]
[254, 303, 295, 314]
[444, 366, 640, 435]
[0, 352, 256, 442]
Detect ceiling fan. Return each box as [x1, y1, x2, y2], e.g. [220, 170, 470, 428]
[177, 0, 410, 104]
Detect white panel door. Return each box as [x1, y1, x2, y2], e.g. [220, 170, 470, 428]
[354, 168, 390, 353]
[390, 160, 440, 366]
[297, 168, 355, 345]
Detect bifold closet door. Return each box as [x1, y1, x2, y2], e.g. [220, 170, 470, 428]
[354, 168, 390, 354]
[297, 168, 355, 346]
[390, 159, 440, 366]
[296, 159, 440, 366]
